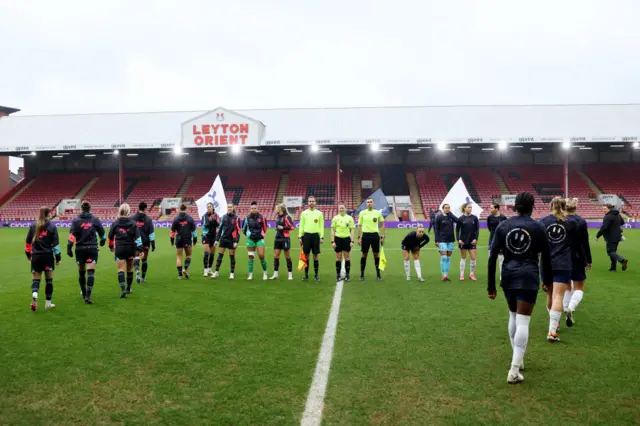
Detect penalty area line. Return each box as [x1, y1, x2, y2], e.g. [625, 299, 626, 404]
[300, 279, 344, 426]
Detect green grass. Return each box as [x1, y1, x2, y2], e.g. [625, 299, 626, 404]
[0, 228, 639, 425]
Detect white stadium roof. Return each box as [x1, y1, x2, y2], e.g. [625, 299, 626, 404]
[0, 104, 639, 152]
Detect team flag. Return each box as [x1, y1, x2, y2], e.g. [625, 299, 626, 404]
[354, 188, 392, 218]
[439, 177, 483, 218]
[298, 252, 308, 271]
[379, 246, 387, 271]
[196, 175, 228, 219]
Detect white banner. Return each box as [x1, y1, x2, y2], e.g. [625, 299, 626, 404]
[362, 180, 373, 189]
[501, 194, 517, 206]
[283, 196, 303, 208]
[56, 199, 81, 216]
[598, 194, 622, 207]
[440, 178, 483, 218]
[196, 175, 228, 218]
[181, 107, 265, 149]
[160, 197, 182, 212]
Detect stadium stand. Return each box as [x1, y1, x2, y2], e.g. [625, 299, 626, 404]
[585, 164, 638, 216]
[284, 168, 353, 219]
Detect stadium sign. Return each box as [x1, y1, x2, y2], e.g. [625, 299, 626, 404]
[181, 107, 265, 148]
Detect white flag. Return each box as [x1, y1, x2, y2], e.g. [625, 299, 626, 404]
[196, 175, 228, 219]
[439, 177, 483, 218]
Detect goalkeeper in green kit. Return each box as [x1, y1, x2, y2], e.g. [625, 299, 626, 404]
[298, 196, 324, 281]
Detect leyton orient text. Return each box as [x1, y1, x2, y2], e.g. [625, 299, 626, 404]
[192, 124, 250, 146]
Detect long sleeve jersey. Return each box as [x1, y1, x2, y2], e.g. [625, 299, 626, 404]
[171, 212, 197, 244]
[568, 213, 592, 267]
[201, 212, 220, 241]
[130, 212, 155, 248]
[216, 213, 242, 243]
[434, 213, 456, 243]
[108, 217, 143, 251]
[25, 221, 61, 260]
[487, 213, 507, 243]
[401, 231, 430, 251]
[539, 214, 578, 271]
[242, 213, 268, 241]
[68, 212, 106, 250]
[456, 214, 479, 244]
[275, 213, 294, 240]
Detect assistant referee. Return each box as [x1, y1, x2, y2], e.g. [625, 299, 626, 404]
[357, 198, 385, 281]
[298, 196, 324, 281]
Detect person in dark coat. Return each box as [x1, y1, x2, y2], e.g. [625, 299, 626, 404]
[596, 204, 628, 272]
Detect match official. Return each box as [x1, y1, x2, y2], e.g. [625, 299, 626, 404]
[299, 196, 324, 281]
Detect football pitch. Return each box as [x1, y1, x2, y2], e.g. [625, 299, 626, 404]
[1, 227, 638, 425]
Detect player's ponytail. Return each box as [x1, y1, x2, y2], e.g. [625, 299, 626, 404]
[550, 197, 567, 221]
[279, 203, 289, 216]
[460, 202, 470, 215]
[33, 206, 51, 243]
[118, 203, 131, 218]
[565, 198, 578, 213]
[81, 200, 91, 212]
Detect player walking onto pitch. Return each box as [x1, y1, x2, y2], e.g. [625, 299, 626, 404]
[170, 204, 197, 279]
[131, 202, 155, 283]
[201, 202, 219, 277]
[563, 198, 592, 328]
[67, 201, 106, 304]
[434, 203, 456, 281]
[298, 196, 324, 281]
[331, 204, 356, 282]
[540, 197, 578, 342]
[357, 198, 385, 281]
[401, 225, 429, 281]
[25, 207, 61, 311]
[242, 201, 269, 280]
[270, 203, 294, 280]
[212, 204, 242, 279]
[596, 203, 628, 272]
[487, 203, 507, 279]
[456, 202, 480, 281]
[108, 204, 143, 298]
[488, 192, 553, 384]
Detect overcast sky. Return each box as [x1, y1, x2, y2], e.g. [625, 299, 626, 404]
[2, 0, 640, 171]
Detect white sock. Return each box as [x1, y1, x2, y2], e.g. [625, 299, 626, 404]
[512, 314, 531, 370]
[414, 260, 422, 278]
[549, 310, 562, 333]
[460, 259, 466, 275]
[470, 259, 476, 274]
[498, 254, 504, 279]
[508, 312, 517, 347]
[568, 290, 584, 312]
[404, 260, 411, 278]
[563, 288, 573, 312]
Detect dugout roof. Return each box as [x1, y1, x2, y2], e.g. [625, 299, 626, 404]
[0, 104, 639, 153]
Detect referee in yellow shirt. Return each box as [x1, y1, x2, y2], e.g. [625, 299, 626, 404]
[331, 204, 355, 281]
[357, 198, 385, 281]
[298, 196, 324, 281]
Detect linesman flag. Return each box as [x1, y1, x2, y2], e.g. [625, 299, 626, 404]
[439, 177, 483, 218]
[298, 252, 308, 272]
[378, 247, 387, 271]
[196, 175, 228, 219]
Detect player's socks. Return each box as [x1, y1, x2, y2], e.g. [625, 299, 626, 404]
[44, 278, 54, 302]
[133, 258, 140, 272]
[286, 258, 293, 272]
[261, 259, 268, 271]
[374, 257, 381, 277]
[313, 260, 319, 276]
[177, 266, 183, 277]
[440, 255, 447, 275]
[208, 254, 214, 269]
[413, 260, 422, 279]
[459, 259, 466, 276]
[336, 261, 341, 276]
[305, 265, 310, 278]
[203, 253, 210, 270]
[78, 270, 87, 298]
[126, 272, 134, 292]
[274, 258, 280, 273]
[498, 254, 504, 279]
[118, 271, 125, 290]
[563, 288, 573, 312]
[548, 309, 562, 335]
[141, 260, 148, 279]
[360, 258, 367, 277]
[345, 260, 351, 277]
[508, 312, 517, 347]
[470, 259, 476, 275]
[216, 253, 224, 271]
[230, 255, 236, 273]
[444, 256, 451, 275]
[31, 278, 41, 294]
[248, 258, 254, 273]
[568, 289, 584, 312]
[508, 314, 530, 383]
[404, 260, 411, 278]
[184, 257, 191, 272]
[87, 270, 95, 299]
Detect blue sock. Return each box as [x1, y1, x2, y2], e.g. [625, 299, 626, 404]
[444, 256, 451, 275]
[440, 255, 447, 275]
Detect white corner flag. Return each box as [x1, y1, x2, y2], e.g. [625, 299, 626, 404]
[196, 175, 228, 219]
[439, 177, 483, 218]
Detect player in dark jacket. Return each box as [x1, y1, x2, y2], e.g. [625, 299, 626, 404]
[487, 203, 507, 279]
[242, 201, 269, 280]
[212, 204, 242, 280]
[171, 203, 197, 279]
[108, 203, 143, 298]
[67, 201, 106, 304]
[271, 203, 295, 280]
[456, 203, 480, 281]
[25, 206, 61, 312]
[130, 202, 155, 283]
[539, 197, 578, 342]
[434, 204, 456, 281]
[563, 198, 592, 328]
[488, 192, 553, 384]
[596, 204, 628, 272]
[401, 225, 430, 281]
[428, 209, 438, 234]
[201, 202, 220, 277]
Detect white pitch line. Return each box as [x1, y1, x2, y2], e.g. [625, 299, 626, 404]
[231, 246, 489, 251]
[300, 280, 344, 426]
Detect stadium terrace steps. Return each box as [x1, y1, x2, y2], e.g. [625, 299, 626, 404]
[73, 176, 100, 200]
[405, 172, 425, 220]
[275, 173, 289, 205]
[175, 175, 194, 198]
[352, 171, 362, 207]
[579, 171, 603, 196]
[493, 170, 511, 195]
[372, 170, 382, 192]
[0, 178, 34, 211]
